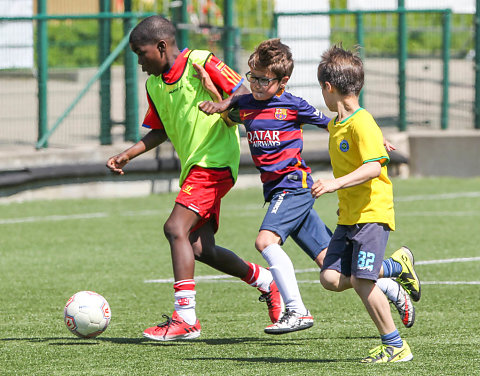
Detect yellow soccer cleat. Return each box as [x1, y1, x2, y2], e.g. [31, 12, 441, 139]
[390, 246, 421, 302]
[361, 341, 413, 363]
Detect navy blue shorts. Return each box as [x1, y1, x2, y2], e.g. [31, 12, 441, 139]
[322, 223, 390, 281]
[260, 188, 332, 260]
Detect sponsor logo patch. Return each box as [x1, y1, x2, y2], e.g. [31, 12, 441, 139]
[177, 298, 190, 306]
[271, 191, 286, 214]
[182, 185, 194, 195]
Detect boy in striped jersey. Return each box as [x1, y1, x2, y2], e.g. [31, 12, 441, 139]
[106, 16, 283, 341]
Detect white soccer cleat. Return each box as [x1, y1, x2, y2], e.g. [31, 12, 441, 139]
[264, 309, 314, 335]
[391, 281, 415, 328]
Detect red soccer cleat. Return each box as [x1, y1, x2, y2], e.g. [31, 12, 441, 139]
[258, 279, 284, 323]
[143, 311, 201, 341]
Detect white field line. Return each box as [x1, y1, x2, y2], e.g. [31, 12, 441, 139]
[1, 191, 479, 225]
[1, 208, 478, 225]
[397, 211, 480, 216]
[0, 209, 167, 225]
[295, 280, 480, 285]
[0, 205, 263, 225]
[144, 256, 480, 284]
[395, 191, 480, 202]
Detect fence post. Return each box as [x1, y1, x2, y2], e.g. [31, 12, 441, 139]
[123, 0, 139, 142]
[475, 0, 480, 129]
[99, 0, 112, 144]
[37, 0, 48, 147]
[271, 13, 278, 38]
[441, 10, 451, 130]
[356, 11, 365, 107]
[172, 0, 188, 50]
[397, 1, 407, 132]
[223, 0, 236, 70]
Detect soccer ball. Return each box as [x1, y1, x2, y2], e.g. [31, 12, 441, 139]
[64, 291, 111, 338]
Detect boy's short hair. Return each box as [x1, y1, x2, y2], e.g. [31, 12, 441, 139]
[248, 38, 294, 78]
[317, 44, 364, 96]
[129, 15, 176, 46]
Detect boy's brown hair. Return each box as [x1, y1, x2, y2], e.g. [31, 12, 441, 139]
[248, 38, 294, 78]
[317, 44, 364, 96]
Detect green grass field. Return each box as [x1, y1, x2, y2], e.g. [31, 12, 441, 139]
[1, 177, 479, 375]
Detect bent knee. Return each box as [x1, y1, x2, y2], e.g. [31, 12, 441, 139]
[320, 270, 342, 292]
[255, 239, 268, 252]
[255, 231, 281, 252]
[163, 219, 187, 240]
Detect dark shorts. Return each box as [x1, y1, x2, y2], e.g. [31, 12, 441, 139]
[322, 223, 390, 281]
[260, 188, 332, 260]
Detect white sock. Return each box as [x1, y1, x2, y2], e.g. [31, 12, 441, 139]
[261, 243, 307, 314]
[174, 290, 197, 325]
[376, 278, 401, 302]
[256, 267, 274, 292]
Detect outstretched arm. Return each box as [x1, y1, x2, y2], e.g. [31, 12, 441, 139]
[193, 63, 248, 117]
[193, 63, 223, 103]
[311, 161, 382, 198]
[106, 129, 168, 175]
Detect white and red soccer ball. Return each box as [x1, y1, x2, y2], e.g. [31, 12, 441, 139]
[64, 291, 111, 338]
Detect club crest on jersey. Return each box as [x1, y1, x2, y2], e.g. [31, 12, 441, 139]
[274, 108, 288, 120]
[340, 139, 349, 152]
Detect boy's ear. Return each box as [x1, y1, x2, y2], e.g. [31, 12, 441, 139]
[324, 81, 334, 92]
[280, 76, 289, 88]
[157, 40, 166, 53]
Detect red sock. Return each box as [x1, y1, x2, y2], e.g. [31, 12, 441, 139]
[242, 262, 261, 287]
[173, 279, 195, 293]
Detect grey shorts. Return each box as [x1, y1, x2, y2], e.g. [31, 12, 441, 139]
[321, 223, 390, 281]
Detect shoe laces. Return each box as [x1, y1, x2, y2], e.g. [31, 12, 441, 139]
[258, 291, 274, 309]
[156, 314, 182, 331]
[397, 280, 413, 295]
[277, 309, 295, 324]
[367, 344, 390, 359]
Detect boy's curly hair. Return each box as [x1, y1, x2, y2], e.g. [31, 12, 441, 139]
[317, 43, 364, 96]
[248, 39, 294, 78]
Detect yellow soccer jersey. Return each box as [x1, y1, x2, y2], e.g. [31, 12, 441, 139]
[328, 108, 395, 230]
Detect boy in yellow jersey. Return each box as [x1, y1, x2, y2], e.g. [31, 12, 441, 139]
[313, 44, 420, 363]
[106, 15, 283, 341]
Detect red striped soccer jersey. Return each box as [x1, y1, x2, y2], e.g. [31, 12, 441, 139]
[233, 91, 330, 200]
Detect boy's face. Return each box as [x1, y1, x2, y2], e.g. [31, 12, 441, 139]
[320, 82, 337, 112]
[130, 41, 168, 76]
[246, 67, 288, 101]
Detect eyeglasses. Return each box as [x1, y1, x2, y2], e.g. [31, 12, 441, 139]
[245, 71, 280, 87]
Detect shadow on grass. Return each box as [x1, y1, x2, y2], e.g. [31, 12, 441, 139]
[0, 335, 333, 347]
[188, 356, 357, 364]
[0, 337, 148, 345]
[1, 335, 377, 348]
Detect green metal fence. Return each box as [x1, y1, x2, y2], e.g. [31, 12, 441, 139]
[273, 7, 476, 133]
[0, 0, 273, 149]
[0, 1, 479, 149]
